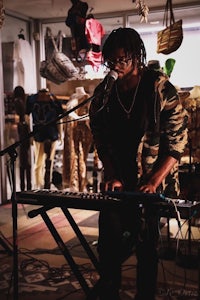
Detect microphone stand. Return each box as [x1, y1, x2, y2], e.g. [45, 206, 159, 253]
[0, 93, 96, 300]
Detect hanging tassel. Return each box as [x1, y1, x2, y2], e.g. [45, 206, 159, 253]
[135, 0, 149, 23]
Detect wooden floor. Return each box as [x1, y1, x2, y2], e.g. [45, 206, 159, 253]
[0, 195, 200, 299]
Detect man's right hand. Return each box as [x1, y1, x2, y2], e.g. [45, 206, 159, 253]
[101, 179, 123, 192]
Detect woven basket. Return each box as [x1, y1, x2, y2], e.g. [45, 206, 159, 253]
[157, 0, 183, 55]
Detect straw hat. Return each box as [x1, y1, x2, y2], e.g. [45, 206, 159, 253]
[178, 91, 190, 101]
[175, 86, 190, 101]
[189, 85, 200, 99]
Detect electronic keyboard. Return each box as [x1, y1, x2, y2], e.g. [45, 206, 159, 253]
[16, 189, 200, 219]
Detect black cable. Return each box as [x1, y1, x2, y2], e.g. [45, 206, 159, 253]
[57, 114, 89, 124]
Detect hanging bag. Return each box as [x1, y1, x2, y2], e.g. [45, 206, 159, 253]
[52, 30, 78, 78]
[40, 27, 78, 84]
[157, 0, 183, 55]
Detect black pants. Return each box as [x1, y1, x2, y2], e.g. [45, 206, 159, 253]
[97, 203, 159, 300]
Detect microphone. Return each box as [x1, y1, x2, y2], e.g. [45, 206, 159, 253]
[104, 70, 118, 95]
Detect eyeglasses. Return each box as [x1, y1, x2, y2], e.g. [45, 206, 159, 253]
[104, 56, 132, 69]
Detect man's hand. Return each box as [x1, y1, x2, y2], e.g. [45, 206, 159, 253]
[104, 179, 123, 192]
[139, 156, 177, 194]
[139, 183, 156, 194]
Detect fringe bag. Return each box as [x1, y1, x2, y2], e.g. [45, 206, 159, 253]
[40, 27, 78, 84]
[157, 0, 183, 55]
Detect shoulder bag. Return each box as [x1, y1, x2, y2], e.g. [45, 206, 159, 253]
[157, 0, 183, 55]
[40, 27, 78, 84]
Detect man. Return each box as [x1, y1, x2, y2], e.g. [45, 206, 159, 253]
[89, 27, 188, 300]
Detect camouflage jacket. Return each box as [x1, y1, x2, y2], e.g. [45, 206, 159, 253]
[89, 69, 188, 196]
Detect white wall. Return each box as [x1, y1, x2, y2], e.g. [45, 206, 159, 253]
[142, 28, 200, 89]
[1, 15, 29, 42]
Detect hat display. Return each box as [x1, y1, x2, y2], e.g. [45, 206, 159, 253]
[189, 85, 200, 99]
[178, 91, 190, 101]
[147, 60, 161, 71]
[163, 58, 176, 76]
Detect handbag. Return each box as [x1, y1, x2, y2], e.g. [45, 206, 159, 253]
[157, 0, 183, 55]
[40, 27, 78, 84]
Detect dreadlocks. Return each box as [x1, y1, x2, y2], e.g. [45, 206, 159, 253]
[102, 27, 146, 70]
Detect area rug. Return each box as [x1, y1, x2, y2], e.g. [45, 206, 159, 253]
[0, 205, 199, 300]
[0, 235, 199, 300]
[77, 212, 99, 227]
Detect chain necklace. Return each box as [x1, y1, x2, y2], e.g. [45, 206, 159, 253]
[115, 77, 141, 119]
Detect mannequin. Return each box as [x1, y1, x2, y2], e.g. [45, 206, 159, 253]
[13, 85, 32, 191]
[62, 86, 92, 191]
[26, 89, 63, 189]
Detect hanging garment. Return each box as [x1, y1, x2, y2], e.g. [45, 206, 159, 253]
[62, 87, 92, 191]
[85, 16, 105, 71]
[65, 0, 89, 58]
[85, 17, 105, 47]
[13, 38, 37, 94]
[85, 50, 103, 72]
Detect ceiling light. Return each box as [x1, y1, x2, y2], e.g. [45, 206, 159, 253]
[150, 21, 160, 25]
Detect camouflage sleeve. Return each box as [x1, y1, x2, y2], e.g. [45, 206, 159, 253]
[142, 76, 188, 169]
[159, 78, 188, 158]
[140, 76, 188, 196]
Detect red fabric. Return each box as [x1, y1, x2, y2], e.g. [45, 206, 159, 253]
[85, 18, 105, 70]
[85, 18, 105, 46]
[86, 50, 102, 71]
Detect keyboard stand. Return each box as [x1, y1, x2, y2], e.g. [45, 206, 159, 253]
[0, 234, 13, 255]
[28, 205, 100, 297]
[17, 191, 200, 299]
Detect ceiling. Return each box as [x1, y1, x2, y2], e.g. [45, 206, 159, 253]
[4, 0, 200, 22]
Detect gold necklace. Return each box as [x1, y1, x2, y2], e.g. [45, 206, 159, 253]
[115, 77, 141, 119]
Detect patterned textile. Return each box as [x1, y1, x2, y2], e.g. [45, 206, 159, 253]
[63, 94, 92, 191]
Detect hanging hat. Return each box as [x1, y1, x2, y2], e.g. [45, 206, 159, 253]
[175, 86, 190, 101]
[189, 85, 200, 98]
[147, 60, 161, 71]
[178, 91, 190, 101]
[163, 58, 176, 76]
